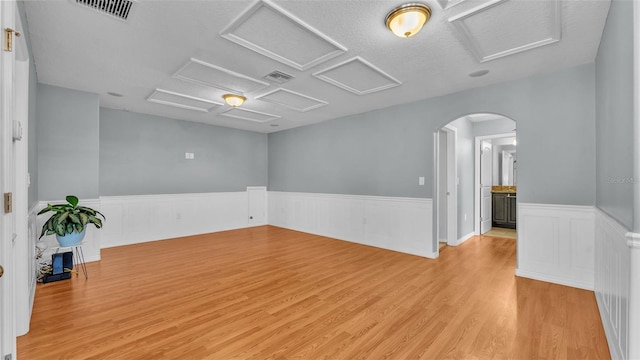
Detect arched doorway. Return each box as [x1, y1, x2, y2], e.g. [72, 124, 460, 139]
[433, 113, 517, 256]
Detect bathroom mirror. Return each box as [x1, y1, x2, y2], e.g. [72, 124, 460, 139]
[491, 137, 516, 186]
[502, 149, 516, 186]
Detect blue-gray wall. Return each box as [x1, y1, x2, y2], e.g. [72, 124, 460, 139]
[269, 63, 596, 206]
[37, 84, 100, 201]
[99, 108, 268, 196]
[449, 117, 475, 238]
[18, 0, 39, 208]
[269, 107, 431, 198]
[595, 0, 634, 229]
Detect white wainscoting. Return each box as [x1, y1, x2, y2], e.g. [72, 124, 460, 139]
[35, 199, 102, 263]
[516, 203, 595, 290]
[16, 206, 39, 336]
[595, 208, 630, 360]
[268, 192, 435, 258]
[100, 192, 250, 248]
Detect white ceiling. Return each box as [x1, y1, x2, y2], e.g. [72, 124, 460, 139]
[23, 0, 611, 133]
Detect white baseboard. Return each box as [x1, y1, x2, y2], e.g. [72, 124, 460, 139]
[453, 231, 475, 246]
[517, 203, 595, 290]
[268, 191, 435, 258]
[515, 269, 593, 290]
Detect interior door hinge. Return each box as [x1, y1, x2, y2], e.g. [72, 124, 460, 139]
[4, 27, 21, 52]
[4, 192, 12, 213]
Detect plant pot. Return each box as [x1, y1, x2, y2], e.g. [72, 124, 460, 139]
[56, 229, 86, 247]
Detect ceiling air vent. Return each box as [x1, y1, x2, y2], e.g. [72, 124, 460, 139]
[263, 70, 294, 84]
[75, 0, 135, 21]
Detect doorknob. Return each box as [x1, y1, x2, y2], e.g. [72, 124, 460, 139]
[0, 265, 4, 278]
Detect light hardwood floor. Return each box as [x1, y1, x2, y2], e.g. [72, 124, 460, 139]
[18, 226, 609, 359]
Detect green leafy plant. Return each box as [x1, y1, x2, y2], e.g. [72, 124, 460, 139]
[38, 195, 105, 239]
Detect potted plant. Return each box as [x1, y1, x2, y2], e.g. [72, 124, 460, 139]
[38, 195, 105, 246]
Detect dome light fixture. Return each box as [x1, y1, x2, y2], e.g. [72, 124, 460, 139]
[385, 3, 432, 38]
[222, 94, 246, 107]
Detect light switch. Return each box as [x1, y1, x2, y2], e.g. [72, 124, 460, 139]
[185, 152, 195, 160]
[418, 177, 425, 186]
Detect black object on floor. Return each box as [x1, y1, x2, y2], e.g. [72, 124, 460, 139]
[43, 251, 73, 283]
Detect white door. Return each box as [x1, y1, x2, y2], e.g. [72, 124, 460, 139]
[14, 4, 31, 337]
[445, 128, 457, 245]
[247, 187, 267, 226]
[480, 141, 493, 234]
[0, 1, 18, 358]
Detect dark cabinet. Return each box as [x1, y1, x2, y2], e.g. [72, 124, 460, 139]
[492, 193, 516, 229]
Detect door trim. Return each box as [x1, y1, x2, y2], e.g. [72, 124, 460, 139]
[434, 125, 457, 254]
[0, 0, 18, 357]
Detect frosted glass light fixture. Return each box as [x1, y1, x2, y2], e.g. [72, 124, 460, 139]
[386, 3, 432, 38]
[222, 94, 246, 107]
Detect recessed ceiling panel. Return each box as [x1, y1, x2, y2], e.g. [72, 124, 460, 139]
[255, 88, 327, 112]
[437, 0, 466, 10]
[449, 0, 561, 63]
[220, 0, 347, 71]
[147, 89, 222, 112]
[313, 57, 401, 95]
[220, 107, 280, 123]
[174, 58, 270, 94]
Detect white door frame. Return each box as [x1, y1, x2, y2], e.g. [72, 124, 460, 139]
[444, 126, 457, 245]
[0, 0, 18, 358]
[434, 125, 457, 253]
[474, 133, 515, 235]
[14, 4, 31, 337]
[479, 140, 493, 234]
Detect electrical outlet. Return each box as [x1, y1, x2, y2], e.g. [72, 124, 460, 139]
[418, 177, 425, 186]
[464, 214, 467, 221]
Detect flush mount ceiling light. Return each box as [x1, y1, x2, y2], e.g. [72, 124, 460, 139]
[385, 3, 432, 38]
[222, 94, 246, 107]
[469, 69, 490, 77]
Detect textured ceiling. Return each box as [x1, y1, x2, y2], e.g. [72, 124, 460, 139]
[23, 0, 611, 133]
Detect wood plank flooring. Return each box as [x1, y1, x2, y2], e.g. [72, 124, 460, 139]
[18, 226, 610, 359]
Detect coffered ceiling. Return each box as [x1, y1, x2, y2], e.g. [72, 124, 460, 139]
[23, 0, 611, 133]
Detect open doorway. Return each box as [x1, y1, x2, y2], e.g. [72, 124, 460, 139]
[474, 133, 517, 238]
[435, 126, 457, 250]
[434, 113, 516, 256]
